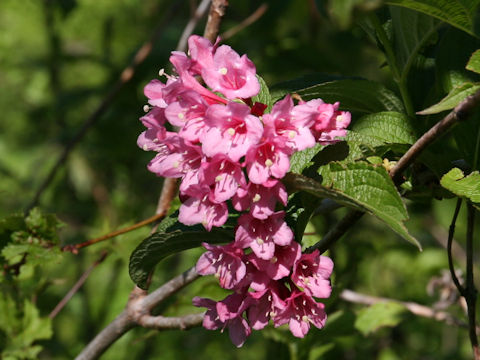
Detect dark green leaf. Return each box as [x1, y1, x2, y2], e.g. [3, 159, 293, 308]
[390, 6, 440, 73]
[287, 80, 405, 114]
[440, 168, 480, 202]
[418, 82, 480, 114]
[129, 228, 233, 289]
[387, 0, 480, 37]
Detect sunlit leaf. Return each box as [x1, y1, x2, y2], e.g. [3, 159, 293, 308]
[440, 167, 480, 202]
[354, 301, 407, 335]
[284, 162, 420, 248]
[417, 82, 480, 114]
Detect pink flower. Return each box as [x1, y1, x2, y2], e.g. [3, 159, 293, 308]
[201, 44, 260, 99]
[201, 101, 263, 161]
[292, 250, 333, 298]
[164, 90, 209, 142]
[247, 242, 301, 280]
[201, 155, 246, 203]
[263, 95, 316, 151]
[193, 295, 251, 347]
[196, 243, 246, 289]
[144, 79, 168, 108]
[232, 179, 288, 220]
[245, 134, 291, 185]
[235, 212, 293, 260]
[169, 51, 227, 105]
[247, 283, 287, 330]
[178, 191, 228, 230]
[147, 134, 202, 178]
[292, 99, 350, 144]
[273, 289, 327, 338]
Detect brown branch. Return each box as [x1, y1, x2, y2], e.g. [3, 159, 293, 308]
[75, 267, 200, 360]
[203, 0, 228, 42]
[49, 251, 108, 319]
[340, 289, 469, 329]
[220, 3, 268, 40]
[306, 210, 364, 254]
[390, 89, 480, 184]
[26, 0, 185, 212]
[465, 204, 480, 359]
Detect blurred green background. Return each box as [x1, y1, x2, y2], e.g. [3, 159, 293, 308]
[0, 0, 477, 359]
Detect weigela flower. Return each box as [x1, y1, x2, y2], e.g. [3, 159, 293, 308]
[273, 288, 327, 338]
[196, 242, 246, 289]
[138, 34, 350, 346]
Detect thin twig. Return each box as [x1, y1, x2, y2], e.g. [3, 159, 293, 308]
[49, 251, 108, 319]
[340, 289, 470, 329]
[176, 0, 211, 52]
[63, 213, 165, 253]
[465, 204, 480, 359]
[203, 0, 228, 42]
[306, 210, 364, 254]
[448, 199, 465, 296]
[26, 1, 185, 212]
[220, 3, 268, 40]
[390, 89, 480, 184]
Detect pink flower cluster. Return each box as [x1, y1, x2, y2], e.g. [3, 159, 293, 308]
[138, 35, 350, 346]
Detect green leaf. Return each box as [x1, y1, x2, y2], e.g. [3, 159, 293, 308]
[354, 301, 407, 335]
[129, 228, 233, 289]
[272, 79, 405, 114]
[285, 191, 322, 242]
[389, 6, 440, 73]
[284, 162, 420, 248]
[440, 168, 480, 202]
[386, 0, 480, 37]
[417, 82, 480, 114]
[352, 111, 416, 145]
[252, 75, 273, 112]
[467, 49, 480, 74]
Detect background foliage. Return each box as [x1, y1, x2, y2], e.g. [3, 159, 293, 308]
[1, 0, 480, 359]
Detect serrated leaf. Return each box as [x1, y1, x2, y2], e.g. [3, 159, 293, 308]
[387, 0, 480, 37]
[352, 111, 416, 145]
[418, 82, 480, 114]
[440, 168, 480, 202]
[129, 228, 233, 289]
[252, 75, 273, 111]
[354, 301, 406, 335]
[273, 79, 405, 114]
[467, 49, 480, 74]
[284, 162, 420, 248]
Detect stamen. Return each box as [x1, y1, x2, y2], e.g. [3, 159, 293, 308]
[227, 128, 235, 136]
[143, 105, 150, 113]
[219, 67, 228, 75]
[256, 238, 264, 245]
[265, 159, 273, 167]
[252, 193, 261, 202]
